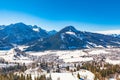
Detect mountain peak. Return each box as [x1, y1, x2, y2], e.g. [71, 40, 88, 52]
[11, 22, 26, 26]
[15, 22, 25, 25]
[60, 26, 78, 33]
[65, 26, 76, 30]
[8, 22, 28, 29]
[0, 22, 49, 46]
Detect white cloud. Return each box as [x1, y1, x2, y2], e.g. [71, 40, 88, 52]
[95, 30, 120, 34]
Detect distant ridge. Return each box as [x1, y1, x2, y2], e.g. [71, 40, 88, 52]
[0, 23, 120, 51]
[26, 25, 120, 51]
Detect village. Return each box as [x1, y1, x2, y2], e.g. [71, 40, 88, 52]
[0, 47, 119, 80]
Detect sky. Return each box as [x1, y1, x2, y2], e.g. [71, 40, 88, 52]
[0, 0, 120, 32]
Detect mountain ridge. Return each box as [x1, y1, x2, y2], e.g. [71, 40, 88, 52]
[0, 23, 49, 50]
[26, 25, 120, 51]
[0, 23, 120, 51]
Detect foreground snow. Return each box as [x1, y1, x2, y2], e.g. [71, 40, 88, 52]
[74, 70, 95, 80]
[24, 67, 47, 80]
[47, 73, 78, 80]
[46, 69, 95, 80]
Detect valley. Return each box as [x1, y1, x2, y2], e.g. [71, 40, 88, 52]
[0, 47, 119, 80]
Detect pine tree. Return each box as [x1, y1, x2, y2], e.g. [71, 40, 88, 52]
[77, 73, 80, 79]
[66, 66, 69, 71]
[39, 75, 46, 80]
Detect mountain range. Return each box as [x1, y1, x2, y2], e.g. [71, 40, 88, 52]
[0, 23, 51, 50]
[0, 22, 120, 51]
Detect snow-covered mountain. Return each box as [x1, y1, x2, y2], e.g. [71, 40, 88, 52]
[0, 23, 120, 51]
[26, 26, 120, 51]
[0, 23, 50, 50]
[30, 25, 49, 37]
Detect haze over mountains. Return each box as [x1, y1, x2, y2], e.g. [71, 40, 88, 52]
[0, 22, 120, 51]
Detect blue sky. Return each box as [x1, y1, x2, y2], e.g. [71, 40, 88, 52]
[0, 0, 120, 31]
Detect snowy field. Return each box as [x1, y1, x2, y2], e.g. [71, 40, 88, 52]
[27, 48, 120, 64]
[27, 50, 93, 63]
[88, 49, 109, 55]
[0, 48, 33, 65]
[0, 48, 119, 65]
[0, 63, 17, 68]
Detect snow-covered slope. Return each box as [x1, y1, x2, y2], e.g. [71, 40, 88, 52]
[0, 48, 33, 64]
[46, 69, 95, 80]
[74, 69, 95, 80]
[25, 67, 47, 80]
[0, 23, 49, 50]
[47, 73, 78, 80]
